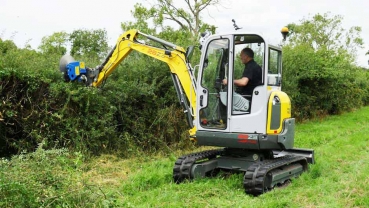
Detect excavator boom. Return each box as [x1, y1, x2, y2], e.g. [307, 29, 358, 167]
[59, 29, 197, 136]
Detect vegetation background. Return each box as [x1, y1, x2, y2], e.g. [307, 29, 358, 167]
[1, 0, 369, 207]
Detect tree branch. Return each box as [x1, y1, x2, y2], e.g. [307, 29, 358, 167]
[164, 17, 187, 30]
[160, 0, 194, 33]
[184, 0, 195, 16]
[198, 0, 218, 12]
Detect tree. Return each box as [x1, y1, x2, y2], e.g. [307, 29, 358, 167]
[0, 39, 17, 54]
[69, 29, 109, 59]
[121, 0, 225, 68]
[38, 32, 69, 55]
[286, 12, 363, 63]
[282, 12, 366, 119]
[122, 0, 223, 42]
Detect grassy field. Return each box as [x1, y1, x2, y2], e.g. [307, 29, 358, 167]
[2, 107, 369, 207]
[83, 107, 369, 208]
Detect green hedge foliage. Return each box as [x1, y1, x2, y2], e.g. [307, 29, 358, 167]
[0, 43, 191, 157]
[1, 37, 368, 156]
[282, 44, 369, 120]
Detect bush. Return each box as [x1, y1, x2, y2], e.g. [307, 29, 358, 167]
[0, 42, 192, 157]
[0, 145, 116, 207]
[282, 44, 367, 120]
[101, 53, 192, 154]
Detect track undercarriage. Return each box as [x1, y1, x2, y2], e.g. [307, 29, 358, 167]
[173, 148, 314, 196]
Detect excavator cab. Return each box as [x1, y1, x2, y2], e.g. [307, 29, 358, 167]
[195, 32, 309, 151]
[197, 34, 271, 137]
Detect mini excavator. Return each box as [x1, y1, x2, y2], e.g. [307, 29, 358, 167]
[59, 23, 314, 195]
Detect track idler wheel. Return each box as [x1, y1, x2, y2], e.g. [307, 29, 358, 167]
[173, 156, 194, 183]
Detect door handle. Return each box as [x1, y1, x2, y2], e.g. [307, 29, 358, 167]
[200, 95, 204, 107]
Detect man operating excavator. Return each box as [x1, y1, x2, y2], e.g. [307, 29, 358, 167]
[222, 47, 262, 99]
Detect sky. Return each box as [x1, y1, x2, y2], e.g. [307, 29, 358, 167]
[1, 0, 368, 67]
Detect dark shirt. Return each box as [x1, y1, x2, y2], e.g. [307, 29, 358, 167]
[236, 59, 262, 95]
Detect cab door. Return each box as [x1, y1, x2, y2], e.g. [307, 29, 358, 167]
[229, 34, 268, 134]
[196, 36, 232, 133]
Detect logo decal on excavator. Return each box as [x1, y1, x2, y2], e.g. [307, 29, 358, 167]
[147, 49, 165, 58]
[237, 134, 257, 144]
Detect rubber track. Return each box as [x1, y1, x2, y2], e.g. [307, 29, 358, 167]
[173, 149, 223, 183]
[243, 155, 308, 196]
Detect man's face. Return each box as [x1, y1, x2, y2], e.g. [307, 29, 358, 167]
[240, 52, 248, 64]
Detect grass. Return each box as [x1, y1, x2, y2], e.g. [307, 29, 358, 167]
[2, 107, 369, 207]
[82, 106, 369, 207]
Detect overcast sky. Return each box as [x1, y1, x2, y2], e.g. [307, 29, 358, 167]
[1, 0, 368, 67]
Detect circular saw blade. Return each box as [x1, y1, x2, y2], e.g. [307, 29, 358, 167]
[59, 55, 75, 72]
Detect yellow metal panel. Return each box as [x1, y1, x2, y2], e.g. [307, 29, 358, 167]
[80, 62, 85, 69]
[267, 91, 291, 134]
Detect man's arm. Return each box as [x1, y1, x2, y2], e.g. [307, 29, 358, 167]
[222, 77, 249, 86]
[222, 63, 252, 86]
[234, 77, 249, 86]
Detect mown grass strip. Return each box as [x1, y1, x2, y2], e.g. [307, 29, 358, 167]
[90, 107, 369, 207]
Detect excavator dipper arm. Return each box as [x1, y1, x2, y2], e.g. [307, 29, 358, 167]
[60, 29, 197, 137]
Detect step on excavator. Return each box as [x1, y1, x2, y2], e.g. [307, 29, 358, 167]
[59, 22, 314, 195]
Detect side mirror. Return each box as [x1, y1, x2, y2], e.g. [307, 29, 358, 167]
[199, 30, 211, 49]
[185, 46, 195, 62]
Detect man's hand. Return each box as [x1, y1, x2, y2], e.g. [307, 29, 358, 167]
[222, 79, 228, 85]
